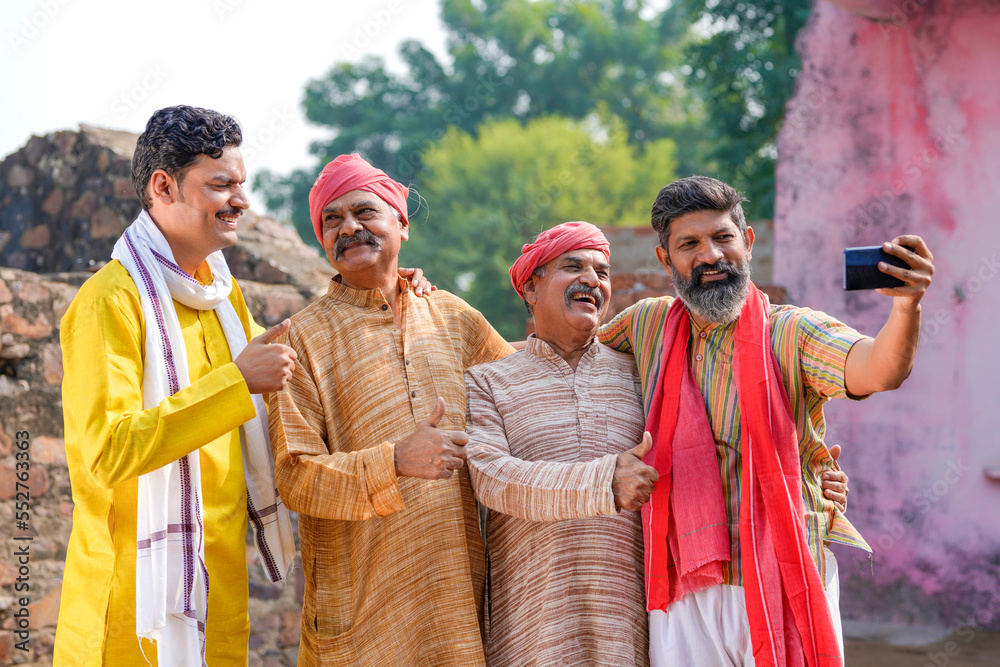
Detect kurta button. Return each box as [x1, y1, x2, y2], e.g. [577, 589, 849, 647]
[695, 354, 703, 361]
[405, 359, 411, 365]
[410, 391, 417, 398]
[700, 331, 707, 338]
[381, 304, 388, 311]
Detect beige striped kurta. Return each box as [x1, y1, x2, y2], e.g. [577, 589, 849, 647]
[465, 336, 649, 667]
[270, 277, 512, 666]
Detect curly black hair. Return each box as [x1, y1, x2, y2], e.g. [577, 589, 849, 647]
[131, 105, 242, 210]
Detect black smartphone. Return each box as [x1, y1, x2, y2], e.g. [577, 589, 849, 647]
[843, 246, 911, 291]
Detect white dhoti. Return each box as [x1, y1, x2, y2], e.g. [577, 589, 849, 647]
[649, 548, 843, 667]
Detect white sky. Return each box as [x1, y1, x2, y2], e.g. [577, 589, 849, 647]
[0, 0, 448, 211]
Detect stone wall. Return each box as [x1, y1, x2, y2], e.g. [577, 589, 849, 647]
[0, 125, 334, 317]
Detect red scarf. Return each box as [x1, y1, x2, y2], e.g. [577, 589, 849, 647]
[642, 283, 842, 666]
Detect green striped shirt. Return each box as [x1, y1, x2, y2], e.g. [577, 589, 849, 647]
[598, 295, 872, 585]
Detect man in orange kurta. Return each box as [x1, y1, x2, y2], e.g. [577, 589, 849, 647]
[56, 106, 297, 666]
[269, 155, 512, 666]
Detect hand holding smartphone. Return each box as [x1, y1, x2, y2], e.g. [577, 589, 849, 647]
[843, 245, 914, 291]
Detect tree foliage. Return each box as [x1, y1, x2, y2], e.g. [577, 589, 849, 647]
[254, 0, 695, 244]
[667, 0, 812, 218]
[400, 115, 677, 339]
[255, 0, 816, 332]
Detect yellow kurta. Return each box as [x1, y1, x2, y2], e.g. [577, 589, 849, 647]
[55, 260, 260, 666]
[270, 278, 513, 667]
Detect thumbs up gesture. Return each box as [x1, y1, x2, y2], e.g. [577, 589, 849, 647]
[612, 432, 659, 511]
[394, 397, 471, 480]
[234, 318, 298, 394]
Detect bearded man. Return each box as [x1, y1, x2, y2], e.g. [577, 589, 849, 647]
[464, 222, 658, 666]
[598, 176, 934, 667]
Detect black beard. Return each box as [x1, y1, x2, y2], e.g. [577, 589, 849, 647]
[564, 282, 606, 312]
[671, 259, 751, 323]
[334, 229, 380, 260]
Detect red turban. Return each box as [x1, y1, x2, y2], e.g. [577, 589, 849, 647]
[509, 221, 611, 299]
[308, 154, 409, 245]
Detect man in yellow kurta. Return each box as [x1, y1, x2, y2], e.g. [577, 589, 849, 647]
[56, 106, 297, 666]
[269, 154, 512, 666]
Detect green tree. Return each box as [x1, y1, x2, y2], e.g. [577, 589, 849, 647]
[255, 0, 693, 245]
[401, 114, 677, 339]
[258, 0, 814, 242]
[667, 0, 813, 218]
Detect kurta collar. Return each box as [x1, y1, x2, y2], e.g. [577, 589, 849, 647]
[525, 334, 601, 369]
[193, 262, 214, 286]
[325, 275, 411, 308]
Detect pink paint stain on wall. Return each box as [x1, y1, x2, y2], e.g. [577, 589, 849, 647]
[775, 0, 1000, 629]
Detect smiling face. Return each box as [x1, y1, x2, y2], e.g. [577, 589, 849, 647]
[654, 209, 754, 323]
[523, 248, 612, 346]
[147, 145, 248, 276]
[320, 189, 408, 289]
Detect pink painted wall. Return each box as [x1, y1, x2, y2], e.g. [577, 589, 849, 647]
[774, 0, 1000, 629]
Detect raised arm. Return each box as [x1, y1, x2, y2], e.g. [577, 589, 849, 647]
[844, 235, 934, 396]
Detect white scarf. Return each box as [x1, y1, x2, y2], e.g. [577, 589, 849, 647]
[111, 211, 295, 666]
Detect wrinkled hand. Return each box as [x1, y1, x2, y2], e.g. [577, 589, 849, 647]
[822, 444, 850, 513]
[394, 397, 469, 479]
[876, 235, 934, 307]
[234, 319, 297, 394]
[398, 267, 436, 298]
[612, 432, 659, 512]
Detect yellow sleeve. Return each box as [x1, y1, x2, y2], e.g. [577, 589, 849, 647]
[60, 269, 258, 489]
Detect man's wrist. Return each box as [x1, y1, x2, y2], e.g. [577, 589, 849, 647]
[892, 298, 922, 317]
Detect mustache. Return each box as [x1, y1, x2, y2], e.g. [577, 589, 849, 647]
[671, 255, 751, 324]
[692, 260, 741, 284]
[334, 229, 380, 259]
[217, 208, 242, 218]
[564, 282, 606, 311]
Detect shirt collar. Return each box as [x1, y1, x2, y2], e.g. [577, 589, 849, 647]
[325, 275, 410, 308]
[193, 262, 214, 286]
[525, 334, 601, 364]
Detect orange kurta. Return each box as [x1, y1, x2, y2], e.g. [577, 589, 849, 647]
[55, 260, 259, 666]
[270, 278, 512, 666]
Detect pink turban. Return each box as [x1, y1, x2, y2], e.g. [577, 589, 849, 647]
[509, 221, 611, 299]
[308, 154, 409, 245]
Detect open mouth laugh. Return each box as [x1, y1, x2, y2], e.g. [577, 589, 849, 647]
[216, 209, 242, 226]
[565, 283, 606, 312]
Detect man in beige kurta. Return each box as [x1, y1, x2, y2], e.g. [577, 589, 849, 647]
[269, 155, 512, 666]
[465, 222, 658, 666]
